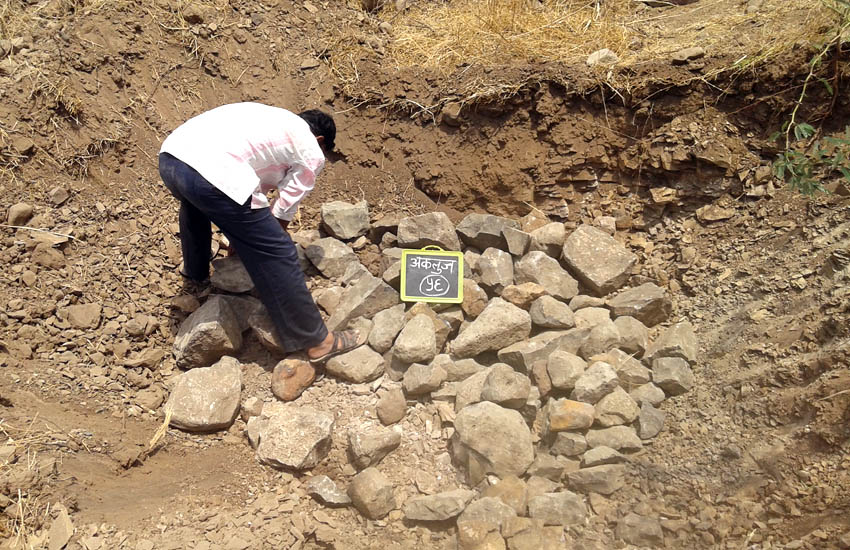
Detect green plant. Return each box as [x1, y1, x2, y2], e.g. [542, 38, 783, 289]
[771, 0, 850, 195]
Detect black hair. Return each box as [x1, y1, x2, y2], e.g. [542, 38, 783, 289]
[299, 109, 336, 152]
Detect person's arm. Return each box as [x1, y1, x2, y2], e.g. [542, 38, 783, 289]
[271, 158, 323, 228]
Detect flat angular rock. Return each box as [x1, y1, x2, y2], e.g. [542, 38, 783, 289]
[613, 316, 650, 357]
[616, 513, 664, 547]
[562, 224, 636, 296]
[455, 368, 490, 411]
[326, 275, 400, 331]
[528, 492, 587, 526]
[7, 202, 33, 225]
[571, 361, 619, 404]
[456, 213, 519, 250]
[567, 464, 625, 495]
[321, 200, 369, 240]
[348, 468, 396, 519]
[570, 295, 605, 310]
[348, 425, 401, 469]
[530, 295, 575, 329]
[305, 237, 357, 279]
[304, 475, 352, 507]
[526, 453, 574, 481]
[66, 303, 102, 329]
[217, 294, 263, 332]
[501, 282, 546, 310]
[526, 476, 559, 502]
[316, 286, 344, 313]
[582, 446, 626, 467]
[480, 363, 531, 408]
[394, 314, 437, 364]
[256, 402, 334, 470]
[445, 356, 485, 382]
[515, 251, 579, 302]
[248, 308, 285, 356]
[574, 307, 611, 329]
[167, 356, 242, 432]
[461, 279, 489, 319]
[211, 256, 254, 293]
[551, 432, 587, 457]
[545, 399, 595, 433]
[173, 296, 242, 369]
[502, 227, 531, 257]
[377, 386, 406, 425]
[326, 345, 385, 383]
[497, 333, 559, 373]
[451, 298, 531, 358]
[594, 387, 640, 427]
[607, 283, 672, 327]
[630, 383, 666, 407]
[47, 507, 74, 550]
[482, 475, 528, 516]
[457, 496, 518, 529]
[382, 261, 401, 288]
[477, 247, 514, 293]
[585, 426, 642, 452]
[342, 262, 370, 286]
[403, 489, 476, 521]
[652, 357, 694, 396]
[591, 349, 651, 390]
[644, 321, 698, 363]
[368, 303, 405, 353]
[529, 222, 566, 258]
[638, 402, 666, 439]
[547, 350, 586, 390]
[403, 361, 447, 395]
[397, 212, 461, 251]
[452, 402, 534, 483]
[579, 320, 621, 359]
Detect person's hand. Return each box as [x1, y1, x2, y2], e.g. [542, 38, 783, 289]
[278, 218, 290, 232]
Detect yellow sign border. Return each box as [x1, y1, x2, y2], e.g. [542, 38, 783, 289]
[400, 247, 464, 304]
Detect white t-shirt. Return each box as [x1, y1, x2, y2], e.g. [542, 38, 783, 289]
[160, 102, 325, 221]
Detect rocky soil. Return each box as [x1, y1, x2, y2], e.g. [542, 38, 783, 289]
[1, 0, 850, 549]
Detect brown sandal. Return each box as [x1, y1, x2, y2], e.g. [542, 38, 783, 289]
[308, 330, 362, 366]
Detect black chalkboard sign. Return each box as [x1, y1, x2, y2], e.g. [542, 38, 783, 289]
[400, 247, 464, 304]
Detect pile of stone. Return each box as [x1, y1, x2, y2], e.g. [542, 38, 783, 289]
[165, 201, 697, 547]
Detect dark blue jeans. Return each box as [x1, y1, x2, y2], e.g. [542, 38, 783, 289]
[158, 152, 328, 352]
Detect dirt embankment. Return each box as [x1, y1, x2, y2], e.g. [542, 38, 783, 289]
[1, 0, 850, 549]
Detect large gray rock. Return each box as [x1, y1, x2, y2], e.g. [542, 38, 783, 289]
[551, 432, 587, 457]
[403, 489, 476, 521]
[477, 247, 514, 293]
[210, 256, 254, 293]
[585, 426, 643, 452]
[377, 386, 406, 425]
[502, 226, 531, 257]
[403, 361, 447, 395]
[547, 351, 586, 391]
[368, 304, 405, 353]
[248, 308, 285, 356]
[255, 402, 334, 470]
[348, 468, 396, 519]
[515, 251, 579, 302]
[562, 225, 636, 296]
[321, 200, 370, 240]
[456, 213, 519, 250]
[582, 446, 626, 467]
[579, 320, 622, 359]
[394, 314, 437, 364]
[397, 212, 461, 251]
[326, 275, 400, 331]
[173, 296, 243, 369]
[326, 345, 385, 383]
[457, 496, 517, 529]
[305, 237, 358, 279]
[573, 307, 611, 329]
[607, 283, 672, 327]
[638, 402, 666, 439]
[348, 425, 401, 469]
[497, 332, 561, 374]
[529, 222, 566, 258]
[529, 296, 575, 329]
[592, 349, 652, 390]
[566, 464, 625, 495]
[454, 369, 491, 412]
[451, 298, 531, 358]
[645, 321, 698, 363]
[629, 383, 666, 407]
[594, 387, 640, 427]
[616, 513, 664, 547]
[452, 401, 534, 483]
[651, 357, 694, 396]
[480, 363, 531, 408]
[527, 492, 587, 526]
[445, 356, 486, 382]
[613, 316, 650, 357]
[571, 361, 619, 404]
[166, 356, 242, 432]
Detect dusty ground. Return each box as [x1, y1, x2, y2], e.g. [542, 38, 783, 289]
[1, 0, 849, 548]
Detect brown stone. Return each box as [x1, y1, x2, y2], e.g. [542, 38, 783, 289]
[271, 359, 316, 401]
